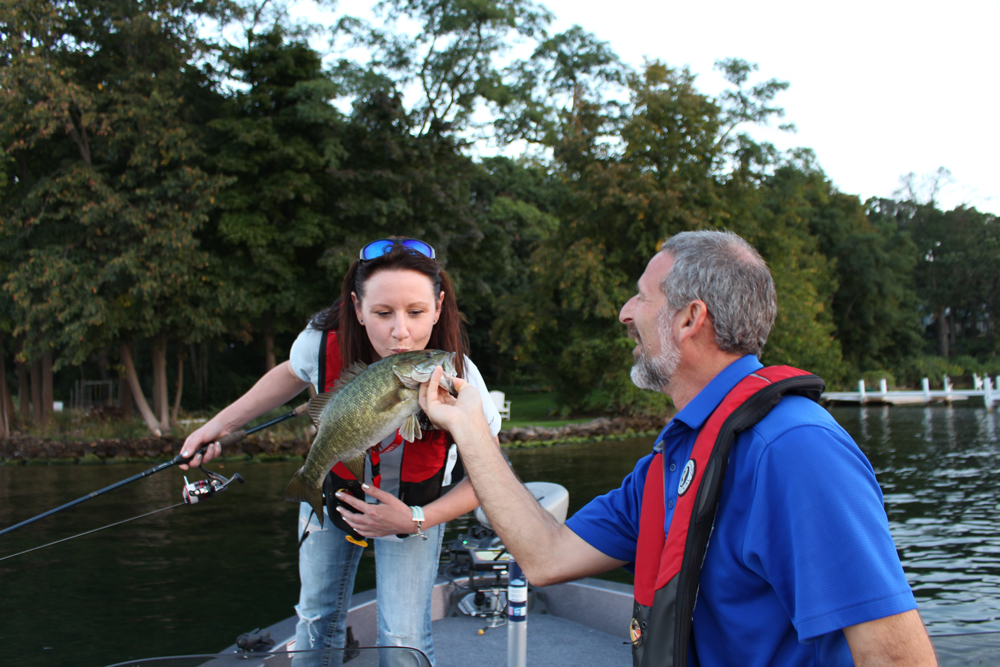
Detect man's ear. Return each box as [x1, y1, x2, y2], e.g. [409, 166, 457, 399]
[676, 300, 710, 343]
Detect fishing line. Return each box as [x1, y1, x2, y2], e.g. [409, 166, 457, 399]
[0, 502, 185, 562]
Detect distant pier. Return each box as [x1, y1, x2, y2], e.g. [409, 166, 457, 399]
[821, 375, 1000, 410]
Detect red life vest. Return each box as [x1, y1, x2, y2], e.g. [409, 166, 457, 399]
[630, 366, 825, 667]
[317, 330, 458, 509]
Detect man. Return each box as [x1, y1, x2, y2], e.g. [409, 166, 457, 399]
[420, 230, 936, 666]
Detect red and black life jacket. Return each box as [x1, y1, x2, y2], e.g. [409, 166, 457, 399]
[630, 366, 825, 667]
[317, 331, 459, 514]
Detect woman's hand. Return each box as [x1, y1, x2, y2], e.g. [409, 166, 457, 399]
[334, 484, 418, 538]
[176, 361, 311, 470]
[179, 420, 225, 470]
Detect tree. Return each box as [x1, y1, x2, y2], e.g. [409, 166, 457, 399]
[333, 0, 551, 137]
[749, 163, 924, 376]
[0, 0, 238, 434]
[890, 199, 1000, 358]
[205, 25, 345, 372]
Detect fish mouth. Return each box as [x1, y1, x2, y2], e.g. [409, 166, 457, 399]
[397, 350, 457, 388]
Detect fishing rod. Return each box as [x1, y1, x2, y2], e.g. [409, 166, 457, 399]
[0, 402, 309, 538]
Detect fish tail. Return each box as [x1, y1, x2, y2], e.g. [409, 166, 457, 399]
[285, 467, 325, 527]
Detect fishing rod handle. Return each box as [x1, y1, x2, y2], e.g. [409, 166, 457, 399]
[215, 430, 246, 448]
[212, 402, 310, 449]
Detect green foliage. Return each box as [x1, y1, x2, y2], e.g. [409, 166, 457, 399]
[205, 26, 346, 339]
[892, 356, 971, 388]
[4, 0, 1000, 428]
[0, 0, 232, 369]
[334, 0, 552, 135]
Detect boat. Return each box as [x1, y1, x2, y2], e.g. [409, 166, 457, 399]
[103, 482, 632, 667]
[101, 481, 1000, 667]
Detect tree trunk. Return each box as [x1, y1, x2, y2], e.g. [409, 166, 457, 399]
[189, 342, 209, 408]
[16, 354, 29, 423]
[120, 342, 162, 436]
[41, 350, 53, 426]
[264, 312, 276, 371]
[170, 348, 184, 428]
[30, 358, 42, 424]
[97, 347, 110, 381]
[937, 308, 949, 358]
[0, 336, 11, 437]
[151, 333, 170, 430]
[119, 376, 133, 419]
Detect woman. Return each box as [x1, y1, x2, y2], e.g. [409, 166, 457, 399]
[181, 237, 503, 666]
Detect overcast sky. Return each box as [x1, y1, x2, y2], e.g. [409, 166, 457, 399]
[536, 0, 998, 213]
[299, 0, 998, 213]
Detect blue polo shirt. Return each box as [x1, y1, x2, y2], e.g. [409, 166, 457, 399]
[566, 355, 917, 666]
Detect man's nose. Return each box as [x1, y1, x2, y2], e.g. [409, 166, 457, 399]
[620, 295, 637, 324]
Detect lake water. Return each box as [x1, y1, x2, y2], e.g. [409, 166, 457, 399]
[1, 405, 999, 665]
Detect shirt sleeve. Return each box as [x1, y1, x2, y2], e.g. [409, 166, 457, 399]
[564, 453, 653, 565]
[742, 422, 917, 641]
[463, 355, 503, 438]
[289, 326, 323, 390]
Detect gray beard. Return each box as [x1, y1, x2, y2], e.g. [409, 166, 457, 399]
[630, 345, 679, 391]
[629, 311, 680, 391]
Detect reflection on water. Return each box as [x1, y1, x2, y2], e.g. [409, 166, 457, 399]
[832, 406, 1000, 636]
[2, 406, 1000, 665]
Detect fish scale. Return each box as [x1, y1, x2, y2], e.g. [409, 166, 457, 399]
[285, 349, 456, 526]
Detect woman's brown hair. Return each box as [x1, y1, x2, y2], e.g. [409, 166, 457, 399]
[310, 246, 468, 377]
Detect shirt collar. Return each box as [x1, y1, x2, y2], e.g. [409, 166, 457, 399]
[651, 355, 763, 452]
[676, 354, 763, 429]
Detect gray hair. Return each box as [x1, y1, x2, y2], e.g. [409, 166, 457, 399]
[659, 230, 776, 357]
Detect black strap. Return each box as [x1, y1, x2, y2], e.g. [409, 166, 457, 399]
[673, 374, 826, 666]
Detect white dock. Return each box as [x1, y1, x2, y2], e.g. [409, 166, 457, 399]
[821, 375, 1000, 409]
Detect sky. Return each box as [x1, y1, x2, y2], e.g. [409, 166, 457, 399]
[298, 0, 999, 213]
[530, 0, 998, 213]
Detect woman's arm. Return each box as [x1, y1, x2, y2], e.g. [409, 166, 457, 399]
[180, 361, 310, 467]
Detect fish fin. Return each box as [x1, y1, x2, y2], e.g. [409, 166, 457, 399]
[371, 388, 404, 414]
[342, 452, 367, 482]
[285, 467, 325, 527]
[331, 361, 369, 392]
[307, 392, 335, 427]
[400, 413, 423, 442]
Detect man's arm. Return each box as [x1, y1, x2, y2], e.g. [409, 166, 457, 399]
[420, 368, 627, 585]
[843, 609, 937, 666]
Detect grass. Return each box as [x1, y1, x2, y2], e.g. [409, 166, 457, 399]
[491, 385, 594, 429]
[7, 388, 583, 441]
[5, 405, 315, 443]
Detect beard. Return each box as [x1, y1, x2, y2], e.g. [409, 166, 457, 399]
[629, 309, 680, 391]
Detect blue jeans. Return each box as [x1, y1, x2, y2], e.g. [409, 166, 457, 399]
[293, 503, 444, 667]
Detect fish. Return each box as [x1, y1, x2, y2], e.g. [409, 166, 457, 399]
[284, 349, 457, 526]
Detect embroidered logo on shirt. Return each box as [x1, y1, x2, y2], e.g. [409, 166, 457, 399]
[678, 459, 696, 496]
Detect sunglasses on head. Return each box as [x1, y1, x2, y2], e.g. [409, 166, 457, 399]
[359, 238, 436, 261]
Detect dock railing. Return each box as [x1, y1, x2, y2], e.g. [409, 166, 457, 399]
[823, 375, 1000, 409]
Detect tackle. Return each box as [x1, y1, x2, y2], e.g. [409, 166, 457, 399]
[182, 467, 245, 504]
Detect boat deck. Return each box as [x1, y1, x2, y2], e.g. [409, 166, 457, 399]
[433, 613, 630, 666]
[225, 576, 634, 666]
[211, 575, 1000, 667]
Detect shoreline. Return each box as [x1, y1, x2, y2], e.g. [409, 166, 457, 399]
[0, 414, 670, 465]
